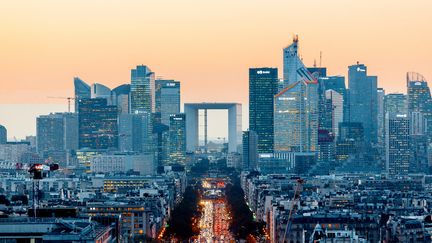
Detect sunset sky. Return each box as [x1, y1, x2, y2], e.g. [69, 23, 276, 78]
[1, 0, 431, 139]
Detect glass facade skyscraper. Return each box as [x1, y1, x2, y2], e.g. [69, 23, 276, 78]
[155, 80, 181, 126]
[74, 77, 91, 113]
[130, 65, 155, 114]
[407, 72, 432, 140]
[168, 113, 186, 165]
[275, 37, 318, 153]
[385, 113, 410, 175]
[348, 63, 378, 145]
[248, 67, 278, 154]
[78, 98, 118, 149]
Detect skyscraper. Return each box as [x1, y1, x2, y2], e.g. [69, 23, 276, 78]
[91, 83, 113, 104]
[348, 63, 378, 145]
[325, 89, 344, 138]
[0, 125, 6, 144]
[385, 113, 410, 175]
[112, 84, 131, 114]
[168, 114, 186, 165]
[242, 130, 258, 170]
[78, 98, 118, 150]
[74, 77, 91, 113]
[249, 67, 278, 153]
[130, 65, 155, 114]
[155, 80, 181, 126]
[377, 88, 385, 147]
[275, 37, 318, 153]
[385, 93, 407, 117]
[118, 113, 144, 152]
[36, 113, 78, 164]
[407, 72, 432, 140]
[320, 76, 348, 121]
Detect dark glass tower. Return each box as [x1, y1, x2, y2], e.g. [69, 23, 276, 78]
[78, 98, 118, 149]
[155, 80, 181, 126]
[249, 67, 278, 154]
[407, 72, 432, 140]
[169, 114, 186, 165]
[348, 63, 378, 145]
[74, 77, 91, 113]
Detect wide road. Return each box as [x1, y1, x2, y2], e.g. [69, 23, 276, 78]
[197, 178, 234, 242]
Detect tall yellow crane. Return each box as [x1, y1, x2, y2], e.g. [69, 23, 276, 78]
[47, 96, 76, 112]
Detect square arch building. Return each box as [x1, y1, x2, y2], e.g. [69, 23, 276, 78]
[184, 103, 242, 153]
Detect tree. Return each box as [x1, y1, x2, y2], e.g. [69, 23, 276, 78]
[11, 195, 28, 205]
[0, 195, 10, 206]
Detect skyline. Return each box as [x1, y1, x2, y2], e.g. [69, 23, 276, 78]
[1, 0, 432, 138]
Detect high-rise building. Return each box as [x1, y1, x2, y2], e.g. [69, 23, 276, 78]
[242, 130, 258, 170]
[74, 77, 91, 113]
[320, 76, 348, 121]
[118, 113, 144, 152]
[249, 67, 278, 153]
[348, 63, 378, 145]
[155, 80, 181, 126]
[130, 65, 155, 114]
[377, 88, 385, 147]
[78, 98, 118, 150]
[0, 125, 6, 144]
[112, 84, 131, 114]
[91, 83, 113, 104]
[385, 93, 407, 117]
[385, 113, 410, 175]
[407, 72, 432, 140]
[153, 117, 170, 167]
[36, 113, 78, 164]
[275, 37, 318, 153]
[335, 122, 365, 162]
[325, 90, 344, 138]
[168, 114, 186, 165]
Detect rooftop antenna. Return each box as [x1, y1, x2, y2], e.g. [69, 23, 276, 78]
[313, 59, 317, 68]
[319, 51, 322, 67]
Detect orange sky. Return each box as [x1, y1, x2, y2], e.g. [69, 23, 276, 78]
[0, 0, 432, 138]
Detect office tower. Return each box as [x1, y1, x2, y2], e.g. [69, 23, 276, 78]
[325, 90, 344, 138]
[335, 122, 365, 162]
[282, 35, 315, 87]
[410, 112, 428, 135]
[0, 125, 6, 144]
[249, 67, 278, 153]
[91, 83, 113, 104]
[118, 113, 144, 152]
[153, 118, 170, 167]
[155, 80, 181, 126]
[407, 72, 432, 140]
[385, 113, 410, 175]
[377, 88, 385, 147]
[36, 113, 78, 164]
[74, 77, 91, 112]
[78, 98, 118, 150]
[112, 84, 131, 114]
[275, 37, 318, 153]
[320, 76, 348, 121]
[385, 93, 407, 117]
[130, 65, 155, 114]
[242, 130, 258, 170]
[168, 114, 186, 165]
[348, 63, 378, 145]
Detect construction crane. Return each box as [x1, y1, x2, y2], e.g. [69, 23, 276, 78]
[47, 96, 76, 112]
[282, 178, 304, 243]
